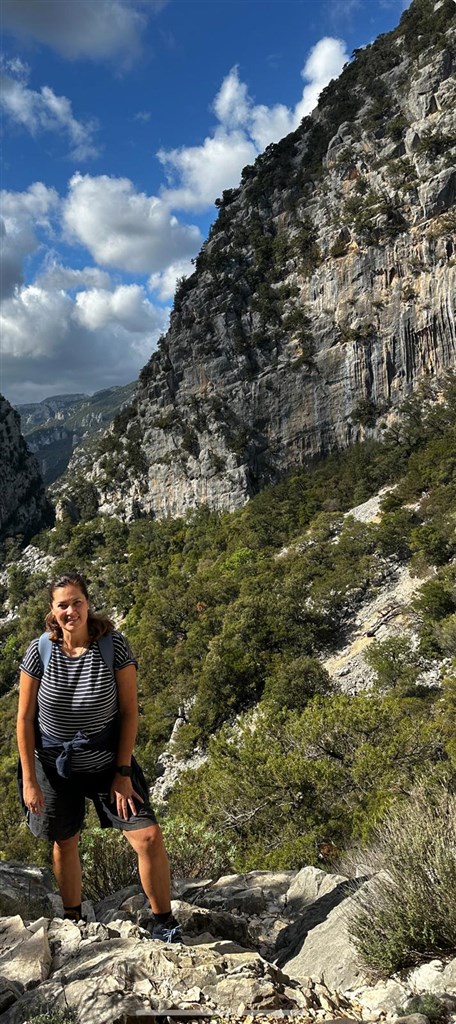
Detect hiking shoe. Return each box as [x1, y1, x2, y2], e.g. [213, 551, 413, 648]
[151, 916, 182, 943]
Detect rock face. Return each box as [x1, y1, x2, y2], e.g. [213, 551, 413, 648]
[64, 0, 455, 521]
[1, 862, 455, 1024]
[0, 396, 53, 544]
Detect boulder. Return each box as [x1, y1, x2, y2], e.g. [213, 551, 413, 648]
[0, 863, 55, 919]
[168, 898, 253, 947]
[280, 882, 370, 992]
[408, 957, 456, 995]
[355, 978, 410, 1015]
[0, 917, 51, 989]
[275, 866, 353, 963]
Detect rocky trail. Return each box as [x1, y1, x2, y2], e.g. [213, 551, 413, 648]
[0, 863, 455, 1024]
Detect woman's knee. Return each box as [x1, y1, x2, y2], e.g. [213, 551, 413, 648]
[124, 824, 166, 855]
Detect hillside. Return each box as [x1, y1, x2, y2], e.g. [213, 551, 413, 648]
[58, 0, 455, 522]
[1, 373, 455, 866]
[15, 382, 136, 486]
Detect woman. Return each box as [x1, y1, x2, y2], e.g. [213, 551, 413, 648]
[17, 570, 181, 941]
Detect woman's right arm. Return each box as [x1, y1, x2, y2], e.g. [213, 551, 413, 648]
[17, 671, 45, 814]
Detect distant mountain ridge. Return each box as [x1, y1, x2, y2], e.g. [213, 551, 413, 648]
[15, 382, 137, 485]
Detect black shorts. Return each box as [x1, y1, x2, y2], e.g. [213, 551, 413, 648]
[21, 755, 157, 842]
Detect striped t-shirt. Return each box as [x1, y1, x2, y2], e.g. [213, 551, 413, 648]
[20, 631, 137, 773]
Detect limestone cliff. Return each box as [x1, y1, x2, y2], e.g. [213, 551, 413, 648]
[66, 0, 456, 520]
[0, 396, 54, 544]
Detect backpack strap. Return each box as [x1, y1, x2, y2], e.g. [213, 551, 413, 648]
[38, 632, 53, 673]
[37, 630, 115, 673]
[97, 632, 115, 672]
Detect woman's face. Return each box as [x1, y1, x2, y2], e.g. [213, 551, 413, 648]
[51, 584, 89, 636]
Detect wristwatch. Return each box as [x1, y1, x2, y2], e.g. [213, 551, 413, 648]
[115, 764, 132, 777]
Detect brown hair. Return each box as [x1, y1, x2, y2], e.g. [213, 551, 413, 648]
[45, 571, 114, 643]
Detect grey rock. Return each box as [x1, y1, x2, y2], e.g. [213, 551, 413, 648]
[171, 898, 254, 947]
[356, 977, 410, 1014]
[280, 878, 371, 992]
[94, 884, 143, 922]
[0, 936, 300, 1023]
[0, 398, 53, 542]
[395, 1016, 431, 1024]
[275, 866, 353, 963]
[408, 956, 456, 995]
[0, 977, 24, 1014]
[0, 918, 51, 989]
[48, 918, 84, 971]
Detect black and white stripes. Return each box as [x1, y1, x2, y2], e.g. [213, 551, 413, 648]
[20, 632, 137, 773]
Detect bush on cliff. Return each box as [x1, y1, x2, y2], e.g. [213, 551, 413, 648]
[348, 784, 456, 976]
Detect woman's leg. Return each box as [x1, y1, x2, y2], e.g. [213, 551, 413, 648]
[52, 832, 82, 910]
[123, 825, 171, 914]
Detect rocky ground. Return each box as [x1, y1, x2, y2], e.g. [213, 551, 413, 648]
[0, 863, 455, 1024]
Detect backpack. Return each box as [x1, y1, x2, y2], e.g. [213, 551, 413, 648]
[37, 631, 115, 673]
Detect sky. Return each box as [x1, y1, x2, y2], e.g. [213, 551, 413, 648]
[0, 0, 411, 407]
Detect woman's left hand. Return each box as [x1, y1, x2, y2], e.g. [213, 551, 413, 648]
[110, 774, 143, 820]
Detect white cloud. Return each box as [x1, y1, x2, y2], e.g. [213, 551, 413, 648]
[1, 280, 170, 403]
[296, 37, 349, 121]
[1, 0, 167, 64]
[75, 284, 164, 332]
[0, 60, 99, 160]
[148, 258, 196, 301]
[213, 67, 250, 129]
[158, 129, 257, 212]
[0, 182, 60, 298]
[36, 262, 112, 291]
[1, 181, 60, 226]
[63, 173, 202, 273]
[158, 37, 349, 212]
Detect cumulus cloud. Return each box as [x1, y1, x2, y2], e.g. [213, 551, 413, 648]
[158, 130, 257, 212]
[1, 281, 170, 404]
[36, 262, 112, 291]
[296, 37, 349, 120]
[0, 59, 99, 160]
[0, 182, 59, 298]
[148, 258, 196, 301]
[63, 173, 202, 273]
[1, 0, 166, 64]
[74, 284, 164, 332]
[159, 36, 349, 212]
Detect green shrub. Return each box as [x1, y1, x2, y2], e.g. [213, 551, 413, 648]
[365, 636, 422, 691]
[399, 993, 448, 1023]
[161, 814, 236, 879]
[79, 827, 139, 902]
[262, 654, 333, 712]
[25, 1010, 77, 1024]
[348, 785, 456, 976]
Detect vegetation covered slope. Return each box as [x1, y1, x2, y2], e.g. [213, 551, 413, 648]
[1, 374, 455, 873]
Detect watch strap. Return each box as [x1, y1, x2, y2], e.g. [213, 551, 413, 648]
[115, 764, 132, 777]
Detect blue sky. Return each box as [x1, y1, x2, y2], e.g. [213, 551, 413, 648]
[0, 0, 410, 406]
